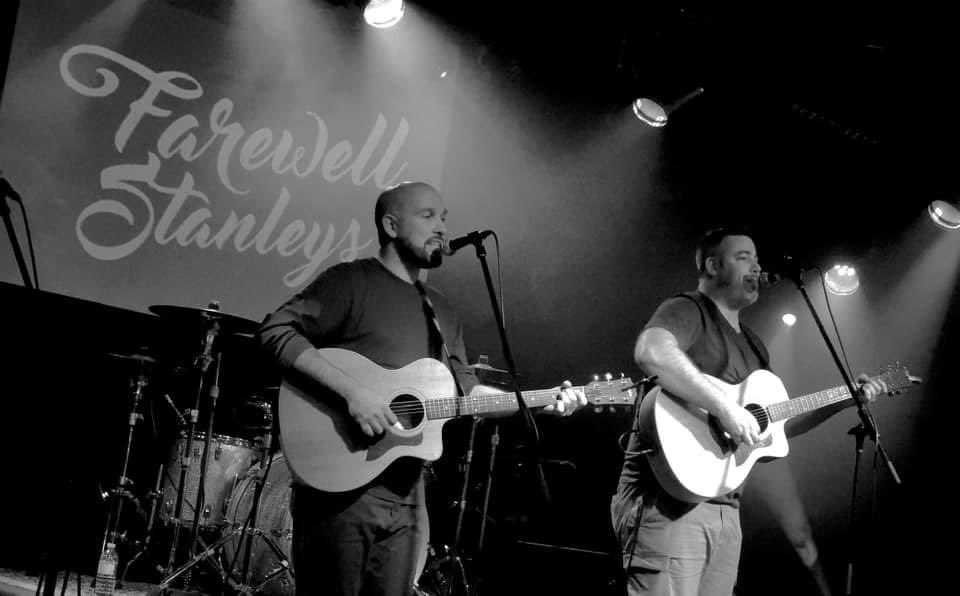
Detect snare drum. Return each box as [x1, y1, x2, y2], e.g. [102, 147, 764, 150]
[223, 454, 295, 596]
[162, 432, 258, 527]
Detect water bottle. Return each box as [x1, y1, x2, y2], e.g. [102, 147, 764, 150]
[93, 542, 117, 595]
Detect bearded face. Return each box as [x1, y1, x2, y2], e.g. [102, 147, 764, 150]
[708, 235, 761, 309]
[395, 231, 444, 269]
[385, 186, 448, 269]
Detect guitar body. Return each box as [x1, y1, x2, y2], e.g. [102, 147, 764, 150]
[638, 369, 791, 502]
[279, 348, 456, 493]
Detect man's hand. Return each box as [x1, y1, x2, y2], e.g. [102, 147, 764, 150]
[716, 401, 761, 446]
[857, 373, 889, 402]
[542, 380, 588, 417]
[346, 386, 399, 437]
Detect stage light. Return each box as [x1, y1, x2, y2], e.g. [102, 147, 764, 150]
[632, 87, 705, 128]
[928, 200, 960, 230]
[824, 264, 860, 296]
[782, 313, 797, 326]
[363, 0, 404, 29]
[633, 98, 667, 127]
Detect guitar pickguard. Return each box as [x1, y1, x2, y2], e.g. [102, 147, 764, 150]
[366, 430, 424, 461]
[733, 434, 773, 466]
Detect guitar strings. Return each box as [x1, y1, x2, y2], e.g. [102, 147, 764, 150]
[384, 389, 568, 417]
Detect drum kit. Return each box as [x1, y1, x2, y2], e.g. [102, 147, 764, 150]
[99, 302, 295, 596]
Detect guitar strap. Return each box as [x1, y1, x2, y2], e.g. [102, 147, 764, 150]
[414, 280, 466, 398]
[740, 327, 770, 371]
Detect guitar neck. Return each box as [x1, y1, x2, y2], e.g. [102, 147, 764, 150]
[425, 387, 582, 420]
[766, 384, 858, 423]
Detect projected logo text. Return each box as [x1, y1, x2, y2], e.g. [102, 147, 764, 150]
[60, 44, 409, 286]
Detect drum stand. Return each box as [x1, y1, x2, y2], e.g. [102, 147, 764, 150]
[103, 364, 148, 541]
[162, 309, 224, 583]
[96, 360, 152, 583]
[415, 416, 485, 596]
[156, 430, 293, 595]
[119, 462, 168, 587]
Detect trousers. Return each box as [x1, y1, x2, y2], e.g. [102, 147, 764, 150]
[612, 487, 741, 596]
[291, 485, 424, 596]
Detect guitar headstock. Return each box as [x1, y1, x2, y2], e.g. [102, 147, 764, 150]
[875, 362, 923, 394]
[584, 373, 637, 411]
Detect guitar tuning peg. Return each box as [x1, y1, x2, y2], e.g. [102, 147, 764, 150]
[592, 374, 600, 382]
[604, 373, 613, 381]
[620, 372, 625, 379]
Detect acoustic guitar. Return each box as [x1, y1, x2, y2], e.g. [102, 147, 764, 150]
[637, 363, 920, 502]
[279, 347, 637, 492]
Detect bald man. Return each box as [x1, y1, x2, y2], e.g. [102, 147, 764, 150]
[258, 181, 585, 596]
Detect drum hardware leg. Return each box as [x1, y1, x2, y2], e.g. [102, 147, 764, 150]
[416, 551, 474, 596]
[156, 528, 238, 592]
[156, 508, 291, 595]
[212, 525, 294, 596]
[222, 436, 294, 595]
[239, 530, 294, 595]
[119, 462, 168, 587]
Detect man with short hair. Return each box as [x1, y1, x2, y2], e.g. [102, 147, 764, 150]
[259, 181, 585, 596]
[611, 226, 888, 596]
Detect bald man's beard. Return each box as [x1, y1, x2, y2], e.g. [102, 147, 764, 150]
[396, 237, 443, 269]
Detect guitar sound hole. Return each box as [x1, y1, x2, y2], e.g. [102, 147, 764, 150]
[390, 394, 424, 430]
[745, 403, 767, 433]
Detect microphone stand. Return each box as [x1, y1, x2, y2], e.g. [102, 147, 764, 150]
[465, 238, 552, 508]
[0, 190, 34, 289]
[786, 267, 901, 596]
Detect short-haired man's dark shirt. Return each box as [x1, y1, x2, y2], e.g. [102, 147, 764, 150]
[618, 291, 770, 507]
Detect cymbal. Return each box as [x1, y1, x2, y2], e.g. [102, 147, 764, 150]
[107, 351, 158, 364]
[149, 304, 258, 335]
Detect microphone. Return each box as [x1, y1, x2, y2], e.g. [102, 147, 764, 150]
[759, 271, 784, 288]
[759, 255, 804, 287]
[442, 230, 494, 255]
[0, 177, 22, 203]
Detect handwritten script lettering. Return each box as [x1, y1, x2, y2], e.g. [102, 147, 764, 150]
[60, 44, 413, 286]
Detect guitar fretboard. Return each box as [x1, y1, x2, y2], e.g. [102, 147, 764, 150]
[425, 388, 575, 419]
[766, 385, 854, 422]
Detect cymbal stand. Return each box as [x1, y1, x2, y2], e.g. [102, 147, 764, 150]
[190, 346, 223, 553]
[163, 307, 221, 577]
[121, 387, 192, 586]
[101, 362, 150, 553]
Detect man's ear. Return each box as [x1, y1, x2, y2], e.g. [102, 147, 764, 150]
[381, 213, 399, 240]
[704, 255, 719, 277]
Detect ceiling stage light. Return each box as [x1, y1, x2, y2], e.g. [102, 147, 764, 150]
[632, 87, 705, 128]
[928, 200, 960, 230]
[824, 264, 860, 296]
[364, 0, 404, 29]
[633, 98, 667, 127]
